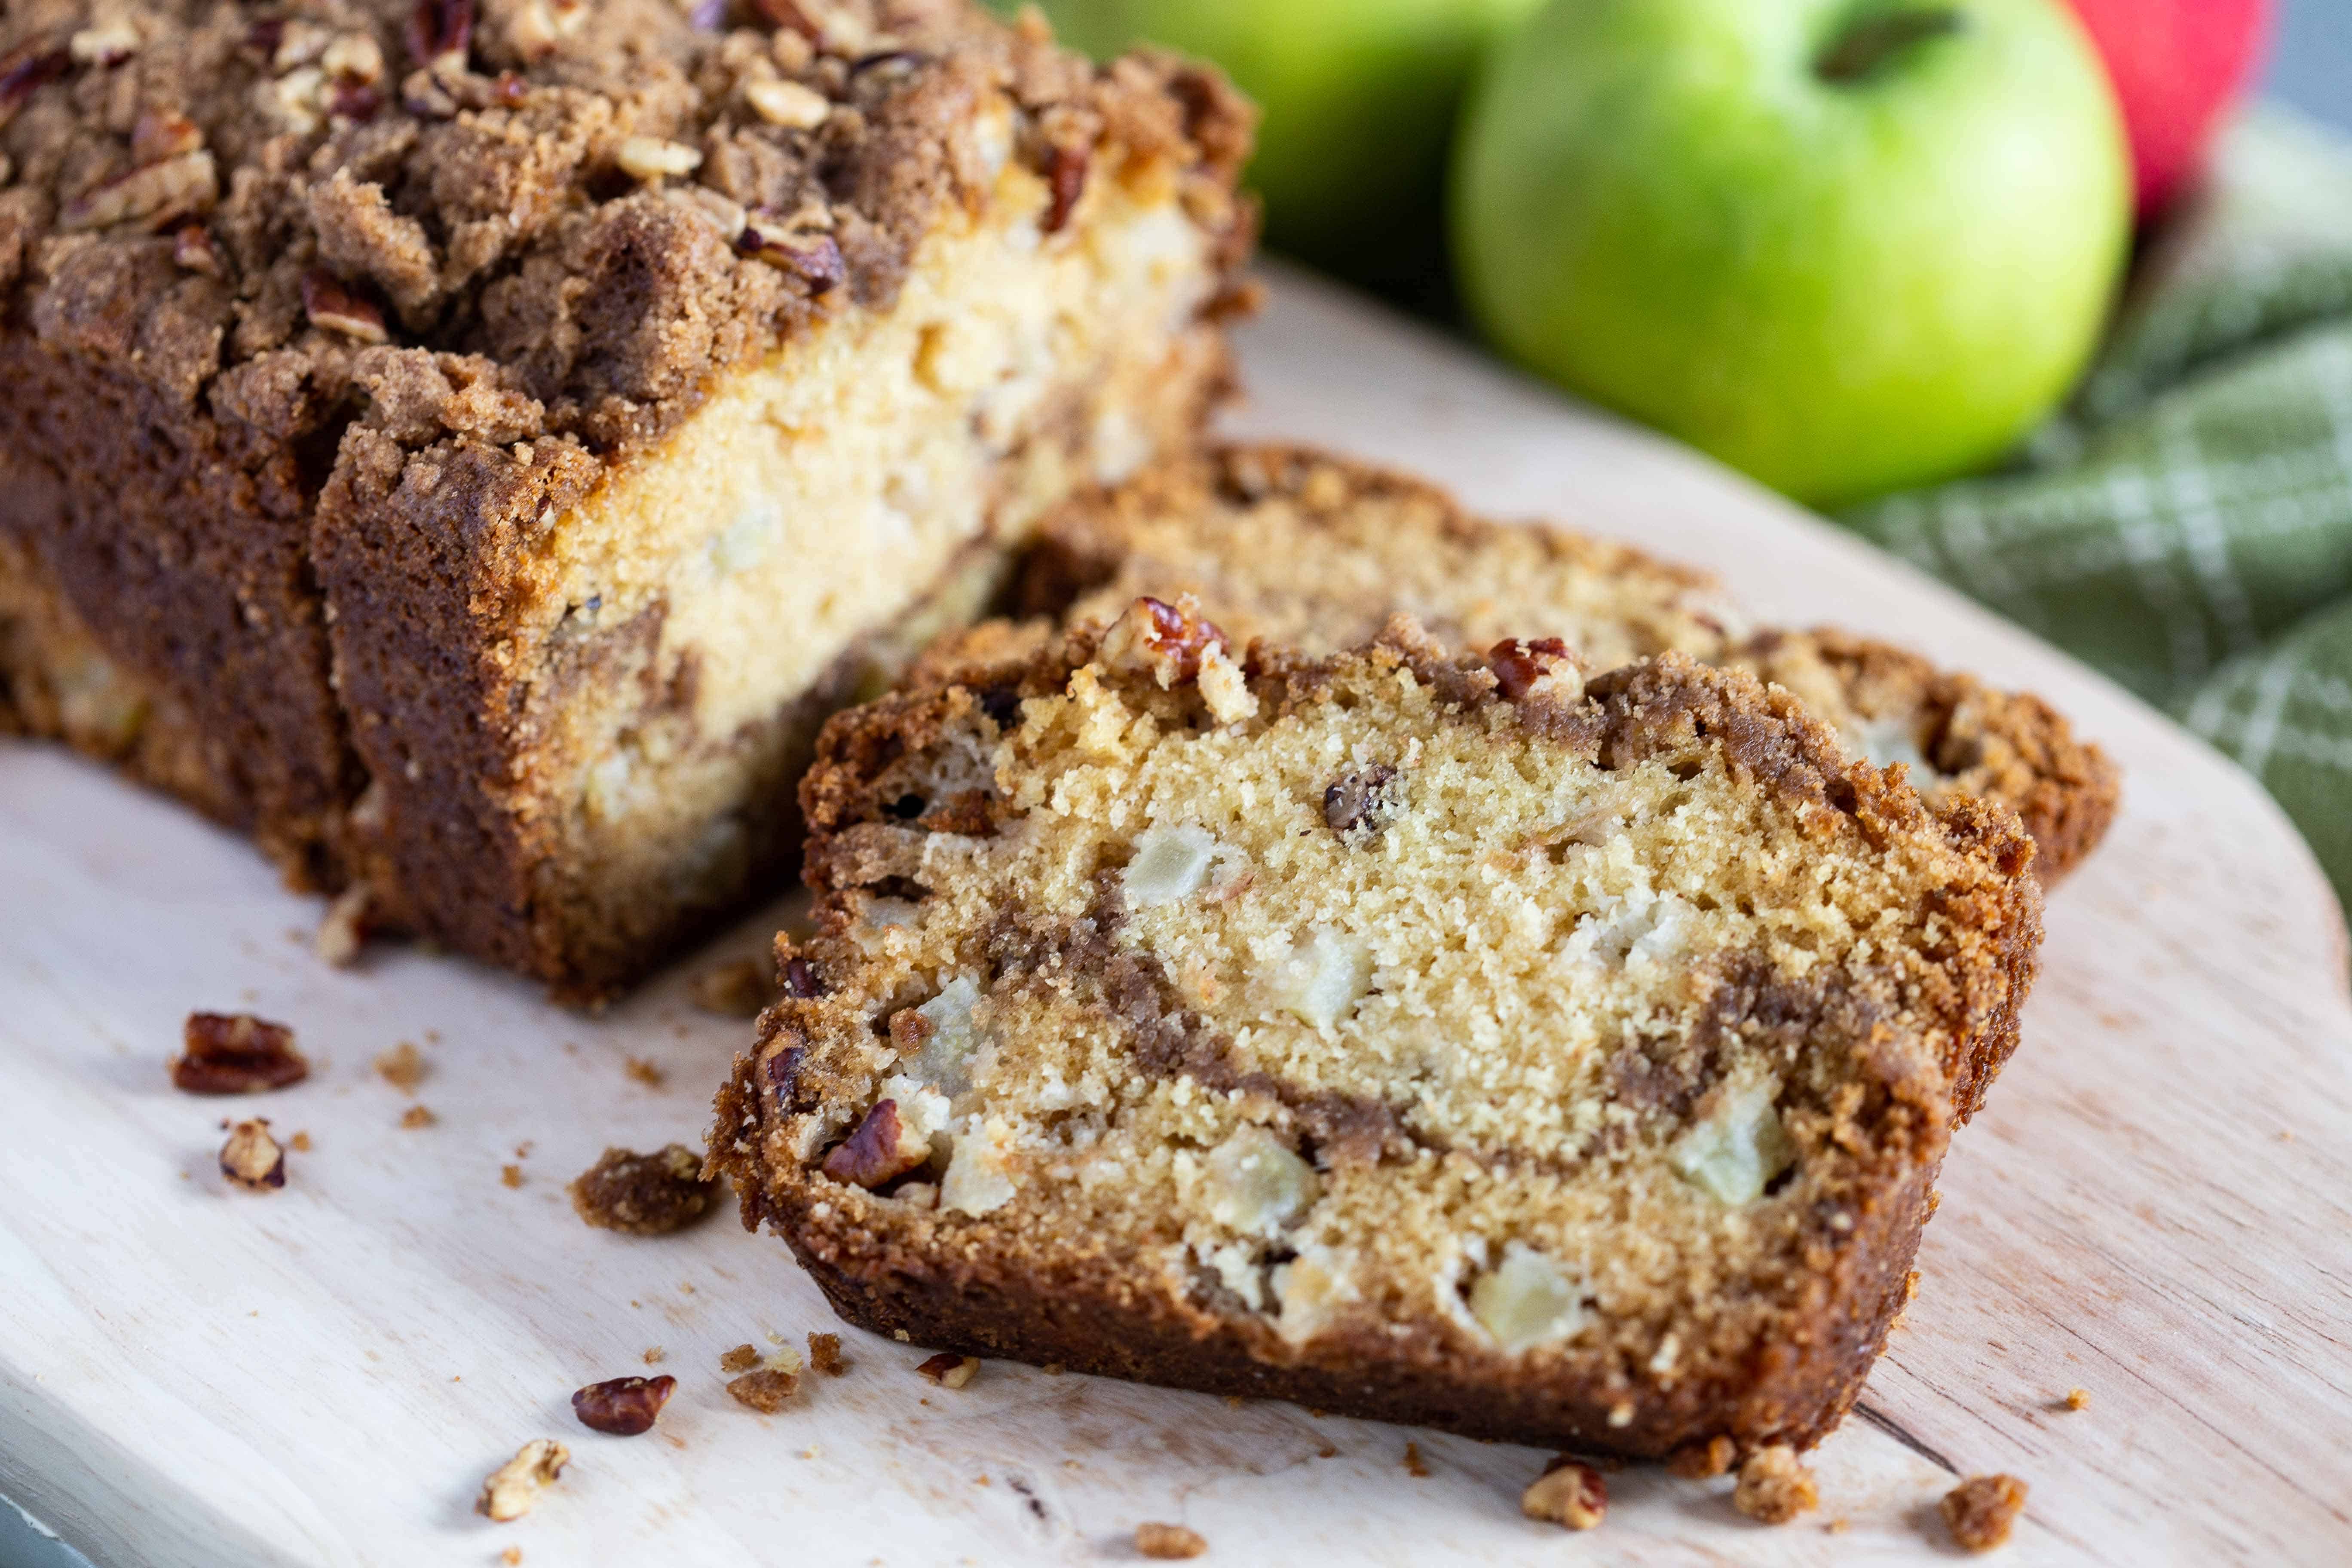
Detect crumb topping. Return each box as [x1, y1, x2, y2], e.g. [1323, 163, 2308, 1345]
[0, 0, 1253, 463]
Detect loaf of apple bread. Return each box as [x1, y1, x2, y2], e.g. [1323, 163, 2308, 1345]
[0, 0, 1254, 996]
[712, 599, 2043, 1457]
[997, 445, 2118, 882]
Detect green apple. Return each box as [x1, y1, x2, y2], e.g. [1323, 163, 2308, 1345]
[1453, 0, 2132, 507]
[1029, 0, 1542, 291]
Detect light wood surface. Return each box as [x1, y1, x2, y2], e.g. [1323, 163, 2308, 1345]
[4, 268, 2349, 1567]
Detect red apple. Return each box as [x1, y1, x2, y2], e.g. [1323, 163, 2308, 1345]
[2063, 0, 2274, 219]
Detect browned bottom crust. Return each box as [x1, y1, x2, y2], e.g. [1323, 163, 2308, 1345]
[753, 1148, 1934, 1457]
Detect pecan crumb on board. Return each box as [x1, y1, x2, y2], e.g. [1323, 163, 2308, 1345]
[174, 1013, 307, 1093]
[572, 1375, 676, 1436]
[218, 1118, 286, 1190]
[477, 1440, 567, 1522]
[916, 1353, 979, 1389]
[1521, 1457, 1607, 1531]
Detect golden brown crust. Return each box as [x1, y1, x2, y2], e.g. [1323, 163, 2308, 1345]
[1, 0, 1256, 995]
[717, 613, 2043, 1458]
[1728, 628, 2120, 885]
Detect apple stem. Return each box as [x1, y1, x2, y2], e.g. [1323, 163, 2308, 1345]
[1815, 8, 1965, 83]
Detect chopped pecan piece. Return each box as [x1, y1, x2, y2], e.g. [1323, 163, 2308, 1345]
[781, 956, 825, 998]
[745, 77, 830, 129]
[407, 0, 473, 67]
[173, 1013, 308, 1094]
[571, 1375, 675, 1436]
[738, 221, 845, 291]
[1134, 1522, 1207, 1560]
[1521, 1456, 1607, 1530]
[218, 1118, 286, 1191]
[476, 1439, 567, 1522]
[726, 1367, 799, 1412]
[68, 24, 138, 66]
[1099, 596, 1230, 686]
[0, 45, 69, 129]
[749, 0, 824, 41]
[916, 1353, 977, 1389]
[568, 1145, 718, 1235]
[615, 135, 701, 181]
[820, 1099, 929, 1188]
[314, 881, 375, 966]
[1488, 637, 1581, 702]
[60, 150, 218, 232]
[1042, 141, 1088, 234]
[131, 110, 202, 163]
[1941, 1474, 2028, 1553]
[172, 224, 221, 274]
[301, 270, 388, 343]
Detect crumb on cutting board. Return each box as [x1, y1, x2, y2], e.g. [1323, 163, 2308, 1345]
[568, 1145, 717, 1235]
[477, 1440, 567, 1523]
[1135, 1521, 1208, 1559]
[1941, 1473, 2029, 1553]
[1733, 1445, 1819, 1524]
[375, 1041, 426, 1093]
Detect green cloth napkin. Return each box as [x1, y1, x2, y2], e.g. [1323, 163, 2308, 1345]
[1842, 108, 2352, 909]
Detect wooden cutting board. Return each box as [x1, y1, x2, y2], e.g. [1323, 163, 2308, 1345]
[5, 268, 2349, 1568]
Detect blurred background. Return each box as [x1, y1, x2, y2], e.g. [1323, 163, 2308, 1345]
[2270, 2, 2349, 132]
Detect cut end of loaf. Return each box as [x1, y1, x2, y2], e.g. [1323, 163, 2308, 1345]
[714, 602, 2043, 1456]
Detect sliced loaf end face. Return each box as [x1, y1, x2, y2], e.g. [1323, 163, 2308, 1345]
[715, 600, 2042, 1457]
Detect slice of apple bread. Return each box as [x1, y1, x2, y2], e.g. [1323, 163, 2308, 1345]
[1004, 445, 2119, 882]
[711, 600, 2043, 1458]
